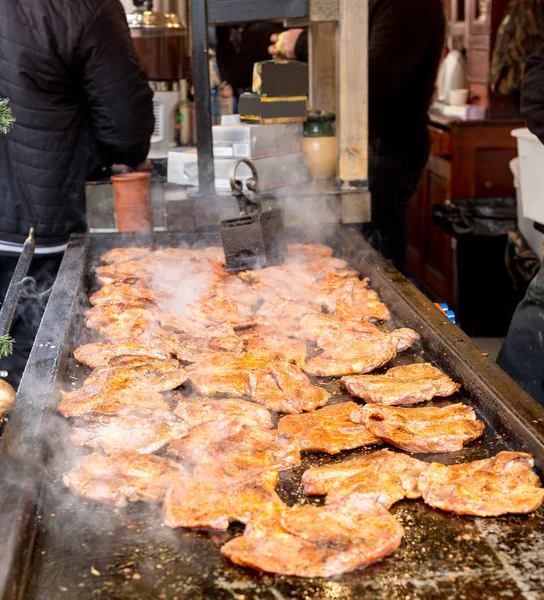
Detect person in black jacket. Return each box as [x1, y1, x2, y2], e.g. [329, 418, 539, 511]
[496, 44, 544, 406]
[0, 0, 154, 387]
[269, 0, 445, 272]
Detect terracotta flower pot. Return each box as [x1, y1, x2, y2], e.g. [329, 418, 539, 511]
[111, 172, 153, 232]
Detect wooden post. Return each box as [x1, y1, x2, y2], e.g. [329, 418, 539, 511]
[309, 22, 337, 113]
[337, 0, 368, 188]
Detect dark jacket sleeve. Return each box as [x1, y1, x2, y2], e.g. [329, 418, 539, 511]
[295, 29, 308, 63]
[521, 44, 544, 144]
[369, 0, 443, 98]
[78, 0, 154, 167]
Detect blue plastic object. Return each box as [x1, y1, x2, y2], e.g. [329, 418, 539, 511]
[439, 302, 457, 324]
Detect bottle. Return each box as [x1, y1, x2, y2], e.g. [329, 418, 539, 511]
[175, 79, 190, 146]
[209, 50, 221, 125]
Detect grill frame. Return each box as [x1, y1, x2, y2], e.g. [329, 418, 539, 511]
[1, 227, 544, 600]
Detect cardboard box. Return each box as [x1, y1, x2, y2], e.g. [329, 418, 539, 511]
[238, 93, 307, 124]
[212, 122, 303, 159]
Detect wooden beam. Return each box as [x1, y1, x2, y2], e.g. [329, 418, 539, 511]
[309, 22, 337, 113]
[337, 0, 368, 187]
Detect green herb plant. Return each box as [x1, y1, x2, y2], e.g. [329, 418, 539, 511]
[0, 99, 15, 135]
[0, 335, 14, 359]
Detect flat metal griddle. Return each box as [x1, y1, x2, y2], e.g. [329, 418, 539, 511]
[2, 228, 544, 600]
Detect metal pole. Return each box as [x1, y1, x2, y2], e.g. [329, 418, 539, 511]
[0, 228, 35, 337]
[190, 0, 216, 197]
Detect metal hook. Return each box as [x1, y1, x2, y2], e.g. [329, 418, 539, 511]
[229, 158, 260, 216]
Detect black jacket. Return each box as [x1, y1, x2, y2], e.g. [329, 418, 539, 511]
[0, 0, 154, 247]
[522, 43, 544, 144]
[297, 0, 445, 158]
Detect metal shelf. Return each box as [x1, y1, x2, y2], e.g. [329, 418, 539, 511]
[191, 0, 310, 197]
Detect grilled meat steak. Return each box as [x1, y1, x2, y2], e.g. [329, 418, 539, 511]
[303, 337, 398, 377]
[74, 339, 197, 368]
[237, 325, 308, 366]
[58, 385, 171, 419]
[278, 402, 381, 454]
[187, 352, 329, 413]
[70, 409, 188, 455]
[192, 425, 301, 479]
[186, 290, 256, 328]
[163, 470, 283, 530]
[63, 452, 186, 506]
[316, 274, 391, 321]
[352, 403, 485, 453]
[302, 449, 428, 508]
[248, 360, 330, 413]
[303, 323, 419, 377]
[100, 247, 153, 265]
[89, 282, 158, 307]
[173, 396, 273, 430]
[297, 313, 379, 342]
[419, 451, 544, 516]
[342, 363, 461, 406]
[167, 420, 244, 466]
[82, 355, 188, 392]
[220, 496, 404, 577]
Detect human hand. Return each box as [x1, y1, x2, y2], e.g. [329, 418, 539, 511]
[135, 159, 153, 172]
[268, 29, 303, 60]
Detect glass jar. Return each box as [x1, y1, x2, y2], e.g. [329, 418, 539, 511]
[303, 112, 337, 180]
[127, 9, 187, 82]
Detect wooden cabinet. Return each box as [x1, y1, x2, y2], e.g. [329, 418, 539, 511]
[406, 116, 521, 305]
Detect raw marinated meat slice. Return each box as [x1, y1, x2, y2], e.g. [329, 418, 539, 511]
[163, 470, 283, 530]
[89, 282, 158, 307]
[341, 363, 461, 406]
[303, 338, 398, 377]
[220, 496, 403, 577]
[194, 425, 301, 479]
[277, 402, 381, 454]
[173, 396, 273, 430]
[63, 452, 186, 506]
[302, 449, 428, 508]
[419, 451, 544, 516]
[100, 247, 153, 265]
[70, 409, 188, 455]
[58, 385, 171, 418]
[352, 403, 485, 453]
[248, 361, 330, 413]
[238, 326, 308, 366]
[83, 356, 188, 392]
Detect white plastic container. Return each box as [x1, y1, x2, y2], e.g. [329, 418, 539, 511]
[511, 128, 544, 226]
